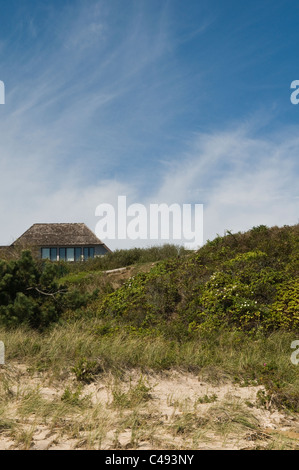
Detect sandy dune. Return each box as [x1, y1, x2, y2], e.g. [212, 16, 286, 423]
[0, 364, 298, 450]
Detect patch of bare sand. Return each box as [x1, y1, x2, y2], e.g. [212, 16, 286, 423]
[0, 366, 298, 450]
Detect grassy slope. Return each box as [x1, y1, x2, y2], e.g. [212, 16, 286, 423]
[93, 223, 299, 336]
[1, 224, 299, 414]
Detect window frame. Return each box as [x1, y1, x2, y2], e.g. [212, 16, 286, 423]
[41, 246, 94, 262]
[83, 247, 95, 260]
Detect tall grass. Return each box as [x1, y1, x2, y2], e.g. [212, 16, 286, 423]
[1, 320, 298, 411]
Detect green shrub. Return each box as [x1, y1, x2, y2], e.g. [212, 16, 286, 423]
[72, 357, 103, 383]
[97, 225, 299, 336]
[267, 279, 299, 330]
[98, 261, 181, 329]
[0, 251, 97, 329]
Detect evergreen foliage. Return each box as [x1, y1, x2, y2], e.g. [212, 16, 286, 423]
[0, 251, 94, 329]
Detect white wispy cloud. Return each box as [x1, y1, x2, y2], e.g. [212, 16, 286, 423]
[1, 98, 298, 249]
[153, 122, 299, 244]
[0, 2, 297, 250]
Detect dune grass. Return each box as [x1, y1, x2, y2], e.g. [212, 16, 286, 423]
[1, 319, 298, 412]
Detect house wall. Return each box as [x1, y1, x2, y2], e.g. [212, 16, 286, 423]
[95, 245, 109, 256]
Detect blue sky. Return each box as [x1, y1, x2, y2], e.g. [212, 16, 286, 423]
[0, 0, 298, 249]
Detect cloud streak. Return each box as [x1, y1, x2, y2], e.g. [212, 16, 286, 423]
[2, 116, 297, 250]
[0, 1, 298, 250]
[154, 123, 299, 243]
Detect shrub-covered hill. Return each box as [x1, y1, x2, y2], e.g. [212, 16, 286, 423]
[0, 223, 298, 335]
[0, 224, 298, 414]
[97, 224, 299, 337]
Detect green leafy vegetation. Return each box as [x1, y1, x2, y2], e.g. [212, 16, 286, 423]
[97, 224, 299, 336]
[66, 244, 188, 273]
[0, 224, 298, 414]
[0, 251, 98, 329]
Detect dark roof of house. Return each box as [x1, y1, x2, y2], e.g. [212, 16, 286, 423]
[12, 223, 110, 249]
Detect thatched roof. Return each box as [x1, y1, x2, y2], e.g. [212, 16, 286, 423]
[12, 223, 110, 248]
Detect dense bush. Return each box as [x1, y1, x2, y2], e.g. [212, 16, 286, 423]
[98, 261, 181, 329]
[97, 224, 299, 337]
[0, 251, 96, 329]
[267, 278, 299, 330]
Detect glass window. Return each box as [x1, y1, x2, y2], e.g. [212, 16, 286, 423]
[83, 247, 95, 260]
[41, 248, 50, 259]
[50, 248, 57, 262]
[59, 248, 66, 261]
[75, 247, 81, 262]
[66, 248, 74, 262]
[83, 247, 89, 260]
